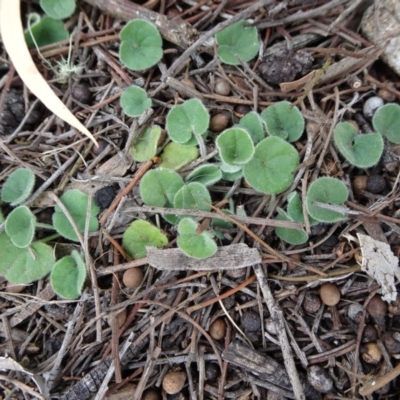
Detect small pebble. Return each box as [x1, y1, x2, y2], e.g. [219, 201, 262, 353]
[366, 174, 386, 194]
[241, 310, 261, 332]
[363, 96, 384, 118]
[361, 342, 382, 364]
[162, 369, 186, 395]
[303, 293, 322, 314]
[362, 325, 378, 343]
[319, 283, 340, 306]
[205, 363, 219, 381]
[72, 83, 91, 104]
[214, 79, 231, 96]
[122, 267, 144, 288]
[382, 331, 400, 354]
[347, 303, 364, 323]
[209, 113, 229, 132]
[94, 186, 116, 208]
[209, 318, 226, 340]
[307, 365, 333, 393]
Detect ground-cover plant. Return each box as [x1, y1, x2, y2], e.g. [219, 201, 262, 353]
[0, 169, 101, 299]
[119, 19, 163, 71]
[130, 125, 162, 162]
[25, 14, 69, 47]
[333, 122, 384, 168]
[40, 0, 76, 20]
[372, 103, 400, 144]
[215, 21, 259, 66]
[120, 85, 152, 118]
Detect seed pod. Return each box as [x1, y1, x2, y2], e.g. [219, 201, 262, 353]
[319, 283, 340, 306]
[303, 293, 322, 314]
[352, 176, 368, 196]
[361, 342, 382, 364]
[72, 83, 91, 104]
[366, 174, 386, 194]
[234, 104, 250, 117]
[307, 365, 333, 393]
[162, 369, 186, 395]
[241, 310, 261, 332]
[214, 78, 231, 96]
[209, 318, 226, 340]
[209, 113, 229, 132]
[122, 267, 144, 288]
[366, 295, 387, 328]
[363, 96, 384, 118]
[142, 388, 161, 400]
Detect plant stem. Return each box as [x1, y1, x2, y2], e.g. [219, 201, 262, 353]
[36, 233, 61, 243]
[35, 222, 55, 230]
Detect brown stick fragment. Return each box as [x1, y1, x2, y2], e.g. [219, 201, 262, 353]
[82, 0, 199, 48]
[222, 341, 321, 400]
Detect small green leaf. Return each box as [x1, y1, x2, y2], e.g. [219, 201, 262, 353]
[5, 206, 36, 248]
[372, 103, 400, 144]
[275, 209, 308, 245]
[159, 142, 199, 171]
[186, 164, 222, 186]
[215, 21, 259, 66]
[261, 101, 304, 142]
[306, 177, 348, 223]
[177, 218, 217, 259]
[211, 210, 234, 240]
[130, 125, 161, 162]
[174, 182, 212, 212]
[52, 190, 100, 241]
[286, 192, 318, 226]
[243, 137, 299, 194]
[239, 112, 265, 144]
[219, 162, 243, 173]
[221, 169, 243, 181]
[0, 233, 55, 284]
[1, 168, 35, 206]
[51, 251, 86, 299]
[119, 19, 163, 71]
[40, 0, 76, 19]
[216, 127, 254, 166]
[122, 220, 168, 259]
[333, 122, 383, 168]
[25, 15, 69, 47]
[140, 168, 184, 207]
[166, 99, 210, 144]
[120, 85, 152, 117]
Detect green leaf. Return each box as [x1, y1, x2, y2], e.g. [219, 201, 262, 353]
[239, 112, 265, 144]
[306, 177, 348, 223]
[211, 210, 234, 240]
[51, 251, 86, 299]
[52, 190, 100, 241]
[286, 192, 318, 226]
[130, 125, 161, 162]
[159, 142, 199, 171]
[140, 168, 184, 207]
[261, 101, 304, 142]
[120, 85, 152, 117]
[122, 220, 168, 259]
[5, 206, 36, 248]
[119, 19, 163, 71]
[40, 0, 76, 19]
[216, 127, 254, 166]
[243, 137, 299, 194]
[174, 182, 212, 212]
[333, 122, 383, 168]
[166, 99, 210, 144]
[221, 169, 243, 181]
[1, 168, 35, 206]
[25, 15, 69, 47]
[0, 233, 55, 284]
[186, 164, 222, 186]
[372, 103, 400, 144]
[275, 209, 308, 245]
[177, 218, 217, 259]
[215, 21, 259, 66]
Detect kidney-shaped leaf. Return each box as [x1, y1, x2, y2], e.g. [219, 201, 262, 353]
[286, 192, 318, 226]
[52, 189, 100, 241]
[166, 99, 210, 144]
[122, 220, 168, 259]
[275, 209, 308, 245]
[306, 177, 348, 223]
[40, 0, 76, 19]
[216, 127, 254, 166]
[1, 168, 35, 206]
[51, 250, 86, 299]
[372, 103, 400, 144]
[333, 122, 383, 168]
[25, 15, 69, 47]
[177, 218, 217, 259]
[243, 136, 299, 194]
[159, 142, 199, 171]
[186, 164, 222, 186]
[174, 182, 212, 212]
[262, 101, 304, 142]
[215, 21, 259, 66]
[130, 125, 161, 162]
[5, 206, 36, 248]
[0, 233, 55, 284]
[120, 85, 152, 118]
[119, 19, 163, 71]
[140, 168, 184, 207]
[239, 111, 265, 144]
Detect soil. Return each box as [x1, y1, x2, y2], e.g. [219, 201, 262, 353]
[1, 1, 400, 399]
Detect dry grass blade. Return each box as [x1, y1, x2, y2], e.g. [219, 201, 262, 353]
[0, 0, 97, 146]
